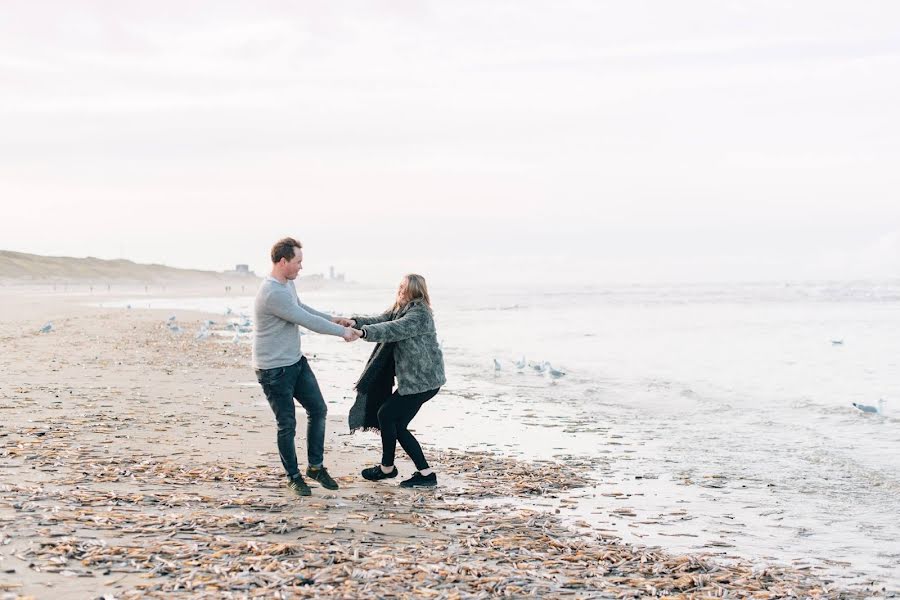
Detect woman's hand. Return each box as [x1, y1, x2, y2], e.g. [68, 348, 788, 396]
[342, 327, 363, 342]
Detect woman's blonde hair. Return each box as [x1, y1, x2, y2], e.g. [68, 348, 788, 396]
[394, 273, 432, 311]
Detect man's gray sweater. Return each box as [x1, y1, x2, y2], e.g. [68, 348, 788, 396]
[252, 276, 345, 370]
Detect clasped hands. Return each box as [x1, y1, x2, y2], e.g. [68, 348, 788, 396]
[332, 317, 362, 342]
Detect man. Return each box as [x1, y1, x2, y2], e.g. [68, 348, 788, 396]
[253, 237, 360, 496]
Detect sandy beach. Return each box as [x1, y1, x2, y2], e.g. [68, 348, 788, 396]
[0, 285, 887, 599]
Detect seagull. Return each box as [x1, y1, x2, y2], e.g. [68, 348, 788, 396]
[39, 322, 53, 334]
[546, 364, 566, 379]
[831, 339, 844, 346]
[126, 304, 132, 310]
[167, 315, 177, 322]
[232, 332, 241, 344]
[852, 399, 885, 415]
[514, 356, 526, 370]
[225, 307, 233, 316]
[530, 361, 546, 374]
[168, 324, 183, 334]
[203, 319, 215, 327]
[195, 327, 210, 340]
[493, 359, 502, 371]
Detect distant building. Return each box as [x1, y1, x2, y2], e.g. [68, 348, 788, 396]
[225, 263, 256, 277]
[327, 266, 346, 282]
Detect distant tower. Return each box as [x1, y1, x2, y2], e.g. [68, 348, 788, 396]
[329, 266, 335, 280]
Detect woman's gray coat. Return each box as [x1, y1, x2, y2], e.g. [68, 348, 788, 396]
[347, 300, 446, 432]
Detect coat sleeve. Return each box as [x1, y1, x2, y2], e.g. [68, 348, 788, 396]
[352, 308, 394, 327]
[362, 307, 432, 343]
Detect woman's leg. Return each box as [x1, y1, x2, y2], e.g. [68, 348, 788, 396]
[376, 392, 409, 468]
[395, 409, 427, 470]
[376, 389, 437, 467]
[391, 389, 440, 471]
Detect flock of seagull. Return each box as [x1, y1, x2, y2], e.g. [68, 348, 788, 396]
[164, 309, 253, 343]
[493, 356, 567, 380]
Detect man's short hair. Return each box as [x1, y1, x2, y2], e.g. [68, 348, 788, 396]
[271, 237, 303, 264]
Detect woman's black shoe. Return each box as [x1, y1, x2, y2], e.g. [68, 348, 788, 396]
[400, 471, 437, 488]
[361, 465, 398, 481]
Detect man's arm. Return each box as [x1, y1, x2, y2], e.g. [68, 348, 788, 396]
[265, 289, 347, 337]
[288, 281, 335, 321]
[297, 299, 334, 321]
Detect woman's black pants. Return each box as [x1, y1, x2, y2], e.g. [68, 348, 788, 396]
[377, 387, 440, 470]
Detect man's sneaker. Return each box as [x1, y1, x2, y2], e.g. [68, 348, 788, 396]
[287, 475, 312, 497]
[400, 471, 437, 488]
[361, 465, 398, 481]
[306, 466, 339, 490]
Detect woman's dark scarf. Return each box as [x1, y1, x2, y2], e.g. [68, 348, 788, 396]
[348, 342, 396, 432]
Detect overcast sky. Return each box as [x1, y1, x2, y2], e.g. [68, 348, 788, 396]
[1, 1, 898, 286]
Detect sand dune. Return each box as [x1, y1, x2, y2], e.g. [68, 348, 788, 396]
[0, 250, 258, 285]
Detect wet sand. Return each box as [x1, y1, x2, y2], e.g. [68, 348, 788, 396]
[0, 288, 884, 598]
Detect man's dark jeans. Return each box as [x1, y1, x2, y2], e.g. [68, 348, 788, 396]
[255, 356, 327, 479]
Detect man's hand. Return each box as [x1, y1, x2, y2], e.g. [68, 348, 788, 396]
[342, 327, 362, 342]
[333, 317, 356, 327]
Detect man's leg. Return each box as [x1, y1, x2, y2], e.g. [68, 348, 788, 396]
[293, 356, 328, 468]
[256, 363, 302, 478]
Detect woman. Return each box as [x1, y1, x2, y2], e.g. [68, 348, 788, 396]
[340, 274, 446, 488]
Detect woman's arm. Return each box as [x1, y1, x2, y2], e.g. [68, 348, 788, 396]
[361, 307, 432, 343]
[351, 308, 394, 327]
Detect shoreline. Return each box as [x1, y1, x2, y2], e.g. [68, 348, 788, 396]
[0, 289, 890, 598]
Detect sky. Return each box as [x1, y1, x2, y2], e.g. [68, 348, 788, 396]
[1, 1, 899, 286]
